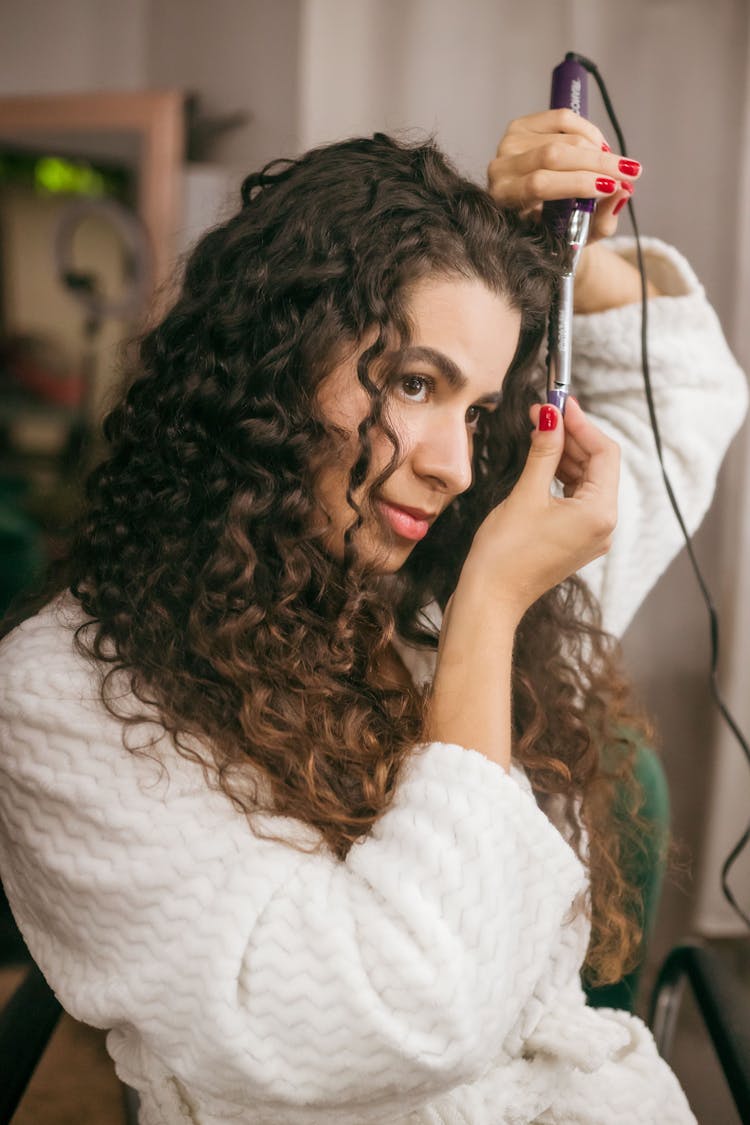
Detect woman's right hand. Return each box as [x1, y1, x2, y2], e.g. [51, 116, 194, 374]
[429, 399, 618, 769]
[459, 397, 620, 622]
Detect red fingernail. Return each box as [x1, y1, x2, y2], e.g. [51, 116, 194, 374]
[621, 180, 634, 194]
[595, 177, 616, 194]
[539, 405, 558, 431]
[618, 158, 641, 176]
[601, 142, 611, 152]
[613, 197, 629, 216]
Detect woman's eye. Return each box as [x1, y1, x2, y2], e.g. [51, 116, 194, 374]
[394, 376, 491, 430]
[466, 405, 486, 431]
[398, 374, 433, 402]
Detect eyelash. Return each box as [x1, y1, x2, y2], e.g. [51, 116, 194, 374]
[397, 374, 491, 431]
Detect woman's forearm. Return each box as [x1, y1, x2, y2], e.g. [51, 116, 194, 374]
[425, 572, 519, 773]
[574, 241, 662, 314]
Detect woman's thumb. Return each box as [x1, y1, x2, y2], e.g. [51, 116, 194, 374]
[519, 404, 564, 495]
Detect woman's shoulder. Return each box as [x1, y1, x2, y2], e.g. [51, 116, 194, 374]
[0, 593, 100, 708]
[0, 594, 226, 820]
[0, 594, 169, 781]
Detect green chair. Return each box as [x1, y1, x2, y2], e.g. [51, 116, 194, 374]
[584, 740, 671, 1012]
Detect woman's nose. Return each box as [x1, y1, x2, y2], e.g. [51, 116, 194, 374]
[411, 414, 474, 496]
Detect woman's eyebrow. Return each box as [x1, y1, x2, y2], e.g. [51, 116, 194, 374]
[398, 345, 502, 404]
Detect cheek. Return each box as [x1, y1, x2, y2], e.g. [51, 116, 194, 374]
[375, 405, 420, 469]
[315, 403, 416, 508]
[315, 440, 355, 503]
[368, 428, 399, 476]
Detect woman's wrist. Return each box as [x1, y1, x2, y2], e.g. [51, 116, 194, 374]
[448, 555, 526, 635]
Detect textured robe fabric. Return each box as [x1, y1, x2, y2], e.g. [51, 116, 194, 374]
[0, 238, 746, 1124]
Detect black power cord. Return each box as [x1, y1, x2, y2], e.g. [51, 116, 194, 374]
[568, 51, 750, 929]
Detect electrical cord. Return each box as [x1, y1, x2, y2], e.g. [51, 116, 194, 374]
[570, 51, 750, 929]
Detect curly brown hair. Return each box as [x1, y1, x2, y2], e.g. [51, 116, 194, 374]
[64, 133, 652, 986]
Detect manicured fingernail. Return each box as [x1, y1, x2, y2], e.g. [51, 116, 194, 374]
[621, 180, 634, 194]
[601, 142, 611, 152]
[595, 177, 616, 194]
[613, 196, 629, 216]
[618, 158, 641, 177]
[539, 405, 558, 431]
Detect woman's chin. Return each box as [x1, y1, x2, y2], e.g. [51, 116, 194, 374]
[320, 518, 420, 573]
[354, 529, 419, 574]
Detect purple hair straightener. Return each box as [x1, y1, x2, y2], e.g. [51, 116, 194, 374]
[543, 53, 594, 416]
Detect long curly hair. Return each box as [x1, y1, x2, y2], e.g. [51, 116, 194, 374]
[64, 133, 653, 986]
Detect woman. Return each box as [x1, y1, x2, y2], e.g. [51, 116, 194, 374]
[0, 112, 745, 1124]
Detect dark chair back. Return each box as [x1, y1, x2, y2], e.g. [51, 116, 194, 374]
[650, 940, 750, 1122]
[0, 960, 63, 1123]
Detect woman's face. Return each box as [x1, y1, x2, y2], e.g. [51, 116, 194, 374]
[315, 274, 522, 572]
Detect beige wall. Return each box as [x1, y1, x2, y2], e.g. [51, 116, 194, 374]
[1, 0, 150, 93]
[146, 0, 302, 176]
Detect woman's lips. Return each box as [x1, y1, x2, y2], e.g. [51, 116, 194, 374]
[377, 500, 434, 542]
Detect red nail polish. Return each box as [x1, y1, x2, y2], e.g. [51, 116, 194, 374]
[601, 142, 611, 152]
[539, 405, 558, 431]
[618, 158, 641, 177]
[613, 197, 628, 216]
[595, 177, 616, 194]
[621, 180, 634, 194]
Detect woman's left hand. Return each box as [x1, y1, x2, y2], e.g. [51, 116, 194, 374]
[487, 109, 642, 243]
[488, 110, 655, 312]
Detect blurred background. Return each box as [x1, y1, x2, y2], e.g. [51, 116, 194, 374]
[0, 1, 748, 1121]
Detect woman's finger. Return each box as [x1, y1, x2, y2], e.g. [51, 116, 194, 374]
[497, 129, 605, 164]
[561, 397, 621, 499]
[499, 169, 619, 211]
[529, 404, 589, 469]
[555, 453, 586, 485]
[560, 425, 589, 466]
[501, 109, 608, 151]
[500, 138, 641, 183]
[489, 123, 642, 211]
[490, 157, 640, 212]
[526, 405, 593, 492]
[590, 182, 634, 241]
[521, 404, 566, 500]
